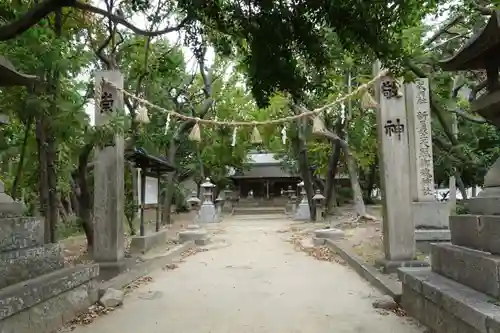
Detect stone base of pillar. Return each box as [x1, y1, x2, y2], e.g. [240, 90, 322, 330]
[97, 261, 126, 281]
[413, 201, 450, 229]
[293, 202, 310, 221]
[375, 258, 429, 274]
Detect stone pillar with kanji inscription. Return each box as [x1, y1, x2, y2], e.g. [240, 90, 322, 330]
[406, 78, 450, 232]
[93, 71, 125, 278]
[373, 62, 427, 273]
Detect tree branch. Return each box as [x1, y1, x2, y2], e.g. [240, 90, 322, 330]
[423, 15, 464, 48]
[450, 108, 486, 123]
[0, 0, 191, 41]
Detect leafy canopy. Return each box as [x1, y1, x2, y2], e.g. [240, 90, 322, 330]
[175, 0, 438, 106]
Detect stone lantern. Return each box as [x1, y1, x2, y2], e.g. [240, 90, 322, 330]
[223, 185, 233, 213]
[198, 177, 218, 223]
[285, 185, 296, 214]
[312, 190, 326, 221]
[0, 56, 37, 214]
[186, 191, 201, 223]
[294, 185, 310, 221]
[290, 193, 298, 214]
[179, 191, 209, 245]
[297, 180, 304, 195]
[215, 192, 224, 221]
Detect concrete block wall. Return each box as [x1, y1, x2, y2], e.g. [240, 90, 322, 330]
[0, 213, 99, 333]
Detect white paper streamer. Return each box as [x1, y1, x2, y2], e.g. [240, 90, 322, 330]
[281, 126, 287, 144]
[164, 113, 171, 134]
[231, 127, 237, 147]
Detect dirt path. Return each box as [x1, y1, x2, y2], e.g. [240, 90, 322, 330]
[67, 216, 423, 333]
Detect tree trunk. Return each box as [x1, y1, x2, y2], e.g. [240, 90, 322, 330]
[455, 172, 468, 200]
[344, 147, 367, 217]
[162, 141, 177, 224]
[35, 118, 52, 243]
[317, 130, 376, 221]
[46, 131, 58, 242]
[11, 116, 32, 200]
[69, 177, 80, 217]
[76, 141, 94, 250]
[58, 199, 68, 224]
[364, 157, 378, 203]
[324, 141, 341, 215]
[294, 119, 316, 221]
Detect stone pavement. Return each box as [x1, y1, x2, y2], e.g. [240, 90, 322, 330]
[66, 216, 424, 333]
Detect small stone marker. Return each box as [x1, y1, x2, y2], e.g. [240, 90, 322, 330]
[406, 78, 450, 231]
[406, 78, 435, 202]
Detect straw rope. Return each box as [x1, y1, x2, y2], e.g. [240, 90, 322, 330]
[97, 69, 389, 127]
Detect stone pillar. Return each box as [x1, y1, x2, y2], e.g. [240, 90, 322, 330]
[406, 78, 435, 202]
[93, 71, 125, 277]
[406, 78, 450, 230]
[374, 63, 422, 271]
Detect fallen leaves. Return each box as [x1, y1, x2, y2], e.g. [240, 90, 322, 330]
[124, 276, 154, 295]
[287, 233, 345, 265]
[181, 247, 209, 258]
[277, 226, 305, 234]
[66, 304, 115, 329]
[391, 306, 408, 317]
[163, 263, 179, 270]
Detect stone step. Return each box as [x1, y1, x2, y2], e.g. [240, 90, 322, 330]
[0, 216, 44, 252]
[236, 200, 287, 207]
[0, 264, 99, 333]
[232, 207, 285, 215]
[430, 243, 500, 298]
[399, 267, 500, 333]
[449, 214, 500, 254]
[0, 243, 64, 289]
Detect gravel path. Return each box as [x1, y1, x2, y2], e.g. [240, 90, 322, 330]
[68, 217, 424, 333]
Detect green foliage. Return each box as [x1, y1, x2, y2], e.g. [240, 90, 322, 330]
[179, 0, 438, 106]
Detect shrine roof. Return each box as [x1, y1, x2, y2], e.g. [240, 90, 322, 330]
[231, 165, 296, 179]
[125, 147, 175, 174]
[440, 11, 500, 71]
